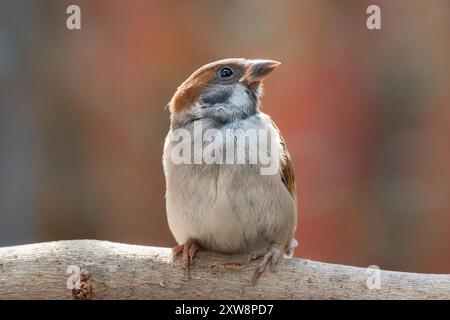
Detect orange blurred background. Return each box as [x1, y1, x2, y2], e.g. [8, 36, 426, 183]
[0, 0, 449, 274]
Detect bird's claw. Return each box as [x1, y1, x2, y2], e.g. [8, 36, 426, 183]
[249, 244, 281, 284]
[172, 240, 201, 278]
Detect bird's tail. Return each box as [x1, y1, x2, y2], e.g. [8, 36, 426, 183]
[284, 238, 298, 258]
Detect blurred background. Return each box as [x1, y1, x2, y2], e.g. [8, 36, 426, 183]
[0, 0, 449, 274]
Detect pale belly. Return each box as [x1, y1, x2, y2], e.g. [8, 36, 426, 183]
[165, 163, 296, 253]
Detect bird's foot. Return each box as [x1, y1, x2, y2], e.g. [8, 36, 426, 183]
[249, 244, 282, 284]
[172, 240, 201, 278]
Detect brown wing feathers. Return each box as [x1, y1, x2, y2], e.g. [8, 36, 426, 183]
[272, 120, 296, 203]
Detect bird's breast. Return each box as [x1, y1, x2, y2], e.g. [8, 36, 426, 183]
[164, 113, 294, 253]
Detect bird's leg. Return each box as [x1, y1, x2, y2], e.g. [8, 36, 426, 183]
[249, 244, 282, 284]
[171, 239, 201, 277]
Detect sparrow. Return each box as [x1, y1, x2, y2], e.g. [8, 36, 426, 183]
[163, 58, 298, 283]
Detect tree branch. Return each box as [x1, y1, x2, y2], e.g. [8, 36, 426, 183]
[0, 240, 449, 299]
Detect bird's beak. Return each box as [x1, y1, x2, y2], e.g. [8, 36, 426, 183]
[242, 59, 281, 84]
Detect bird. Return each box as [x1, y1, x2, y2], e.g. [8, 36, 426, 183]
[163, 58, 298, 283]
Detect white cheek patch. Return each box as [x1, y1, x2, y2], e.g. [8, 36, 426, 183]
[228, 84, 251, 108]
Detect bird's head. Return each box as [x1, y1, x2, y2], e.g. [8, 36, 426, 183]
[167, 58, 281, 125]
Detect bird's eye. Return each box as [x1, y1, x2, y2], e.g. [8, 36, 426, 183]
[219, 67, 234, 78]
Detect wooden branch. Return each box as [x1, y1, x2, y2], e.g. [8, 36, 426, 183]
[0, 240, 449, 299]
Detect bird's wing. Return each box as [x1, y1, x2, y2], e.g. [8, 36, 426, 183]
[272, 120, 297, 204]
